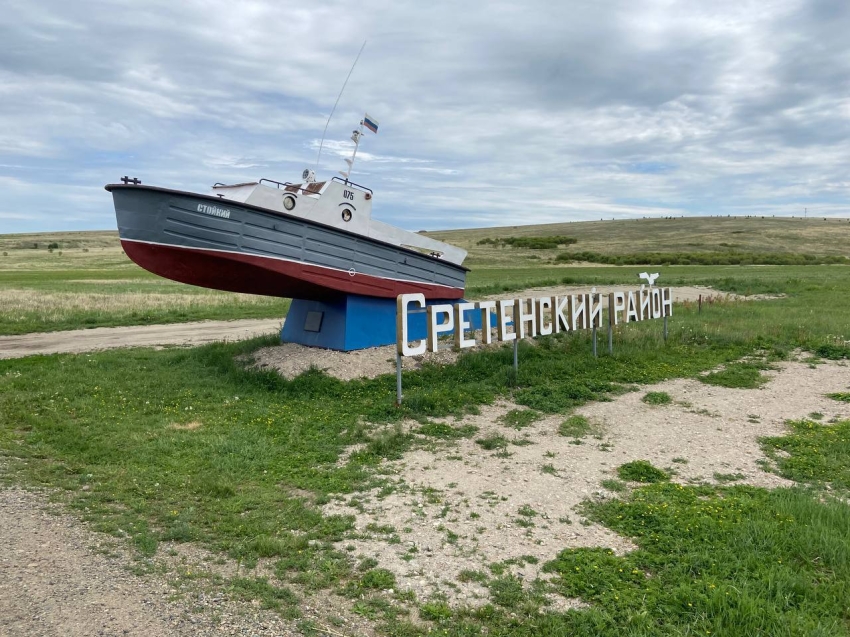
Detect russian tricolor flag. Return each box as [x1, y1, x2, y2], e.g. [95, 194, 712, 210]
[363, 114, 379, 134]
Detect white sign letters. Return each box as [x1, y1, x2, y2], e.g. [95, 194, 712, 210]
[396, 288, 673, 356]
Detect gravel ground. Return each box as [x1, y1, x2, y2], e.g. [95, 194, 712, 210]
[320, 359, 850, 606]
[0, 487, 305, 637]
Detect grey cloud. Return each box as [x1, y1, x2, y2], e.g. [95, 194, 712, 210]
[1, 0, 849, 234]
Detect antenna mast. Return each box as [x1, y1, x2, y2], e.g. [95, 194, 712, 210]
[315, 40, 367, 171]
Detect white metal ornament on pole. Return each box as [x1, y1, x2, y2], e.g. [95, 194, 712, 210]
[638, 272, 665, 344]
[340, 123, 365, 183]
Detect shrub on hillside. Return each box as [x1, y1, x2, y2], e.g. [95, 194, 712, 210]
[477, 235, 578, 249]
[555, 250, 849, 266]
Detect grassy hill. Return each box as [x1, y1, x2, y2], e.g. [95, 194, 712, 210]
[424, 216, 850, 267]
[1, 217, 848, 333]
[0, 230, 119, 251]
[4, 216, 850, 270]
[0, 231, 125, 272]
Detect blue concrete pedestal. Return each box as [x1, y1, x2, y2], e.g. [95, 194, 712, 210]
[282, 295, 485, 351]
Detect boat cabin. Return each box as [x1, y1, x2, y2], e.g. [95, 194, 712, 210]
[210, 176, 467, 265]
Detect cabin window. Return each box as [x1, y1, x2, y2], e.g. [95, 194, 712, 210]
[341, 209, 353, 222]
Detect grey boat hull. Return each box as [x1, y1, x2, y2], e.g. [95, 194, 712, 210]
[106, 184, 467, 302]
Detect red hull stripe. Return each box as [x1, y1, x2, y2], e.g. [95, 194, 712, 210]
[121, 239, 464, 302]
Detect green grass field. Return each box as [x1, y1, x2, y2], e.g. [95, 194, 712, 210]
[2, 258, 850, 634]
[0, 231, 288, 334]
[2, 218, 849, 334]
[2, 222, 850, 635]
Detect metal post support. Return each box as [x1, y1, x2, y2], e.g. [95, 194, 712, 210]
[663, 316, 668, 342]
[592, 326, 598, 358]
[513, 338, 518, 373]
[396, 351, 403, 406]
[607, 324, 613, 354]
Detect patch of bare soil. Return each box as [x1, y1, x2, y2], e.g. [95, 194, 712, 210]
[252, 286, 779, 381]
[251, 341, 465, 381]
[319, 360, 850, 607]
[168, 420, 203, 431]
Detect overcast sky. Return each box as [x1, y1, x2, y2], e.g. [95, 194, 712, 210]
[1, 0, 848, 234]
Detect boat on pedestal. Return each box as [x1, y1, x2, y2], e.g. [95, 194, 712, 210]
[105, 116, 471, 350]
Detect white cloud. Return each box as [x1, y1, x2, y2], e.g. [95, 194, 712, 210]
[0, 0, 848, 235]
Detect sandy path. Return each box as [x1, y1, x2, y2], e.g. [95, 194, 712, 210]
[0, 319, 282, 360]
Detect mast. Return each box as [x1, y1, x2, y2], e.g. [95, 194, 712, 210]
[340, 120, 365, 184]
[340, 114, 377, 184]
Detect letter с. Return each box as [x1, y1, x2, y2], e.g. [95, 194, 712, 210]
[397, 293, 426, 356]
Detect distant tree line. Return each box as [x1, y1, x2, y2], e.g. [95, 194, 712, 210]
[477, 235, 578, 250]
[555, 251, 850, 266]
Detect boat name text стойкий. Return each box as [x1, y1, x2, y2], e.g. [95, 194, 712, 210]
[197, 204, 231, 219]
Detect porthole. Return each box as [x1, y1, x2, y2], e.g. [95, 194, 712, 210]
[283, 195, 296, 211]
[341, 209, 353, 222]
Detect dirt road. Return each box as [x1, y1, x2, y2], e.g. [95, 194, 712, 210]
[0, 319, 283, 360]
